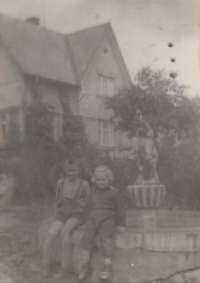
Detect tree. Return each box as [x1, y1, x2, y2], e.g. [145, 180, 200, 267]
[105, 67, 198, 141]
[105, 67, 200, 209]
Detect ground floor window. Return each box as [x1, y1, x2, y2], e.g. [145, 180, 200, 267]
[0, 112, 7, 144]
[98, 120, 114, 147]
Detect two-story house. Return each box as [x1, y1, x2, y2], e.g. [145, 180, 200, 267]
[0, 13, 132, 150]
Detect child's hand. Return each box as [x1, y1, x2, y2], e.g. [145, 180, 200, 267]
[116, 226, 125, 232]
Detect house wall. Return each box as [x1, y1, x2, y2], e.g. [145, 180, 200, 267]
[0, 41, 25, 144]
[79, 37, 131, 149]
[0, 40, 25, 109]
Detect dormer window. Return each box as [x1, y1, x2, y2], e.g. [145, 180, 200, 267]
[99, 75, 114, 97]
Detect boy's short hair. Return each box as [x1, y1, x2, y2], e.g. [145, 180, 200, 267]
[92, 165, 114, 184]
[64, 157, 81, 168]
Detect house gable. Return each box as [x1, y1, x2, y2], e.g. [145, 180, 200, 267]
[78, 35, 128, 119]
[67, 23, 132, 88]
[69, 25, 132, 149]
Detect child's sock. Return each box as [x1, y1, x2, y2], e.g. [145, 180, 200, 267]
[100, 258, 112, 280]
[82, 249, 90, 265]
[104, 258, 112, 265]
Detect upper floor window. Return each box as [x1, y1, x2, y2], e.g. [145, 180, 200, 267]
[98, 120, 114, 147]
[99, 75, 114, 97]
[0, 112, 7, 144]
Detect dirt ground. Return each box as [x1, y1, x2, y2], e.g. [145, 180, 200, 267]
[0, 203, 80, 283]
[3, 204, 195, 283]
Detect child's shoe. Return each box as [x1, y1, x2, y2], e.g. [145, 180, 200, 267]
[78, 263, 90, 280]
[100, 263, 112, 280]
[54, 266, 70, 279]
[42, 266, 51, 277]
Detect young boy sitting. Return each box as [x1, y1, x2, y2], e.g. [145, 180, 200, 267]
[42, 157, 90, 278]
[79, 165, 126, 280]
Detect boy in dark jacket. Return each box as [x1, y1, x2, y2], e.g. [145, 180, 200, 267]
[79, 166, 126, 281]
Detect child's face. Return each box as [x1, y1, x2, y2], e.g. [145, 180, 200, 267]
[64, 163, 79, 180]
[95, 174, 109, 189]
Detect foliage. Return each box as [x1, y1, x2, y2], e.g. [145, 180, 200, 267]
[7, 109, 22, 151]
[105, 67, 197, 140]
[61, 111, 89, 159]
[158, 130, 200, 210]
[22, 98, 95, 200]
[25, 102, 54, 147]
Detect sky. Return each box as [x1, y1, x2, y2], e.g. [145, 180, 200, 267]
[0, 0, 200, 97]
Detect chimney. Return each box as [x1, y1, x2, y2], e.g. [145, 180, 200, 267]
[25, 17, 40, 26]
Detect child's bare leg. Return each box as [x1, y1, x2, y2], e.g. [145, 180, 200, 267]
[100, 236, 114, 280]
[55, 217, 80, 278]
[78, 249, 90, 280]
[78, 220, 96, 280]
[42, 221, 63, 269]
[82, 248, 90, 265]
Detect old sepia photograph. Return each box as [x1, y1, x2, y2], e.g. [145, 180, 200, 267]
[0, 0, 200, 282]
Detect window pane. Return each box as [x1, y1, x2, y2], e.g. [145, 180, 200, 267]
[2, 113, 6, 121]
[108, 79, 114, 97]
[103, 121, 108, 129]
[103, 78, 107, 95]
[0, 125, 2, 142]
[103, 130, 109, 145]
[0, 113, 6, 121]
[2, 125, 6, 141]
[98, 129, 101, 143]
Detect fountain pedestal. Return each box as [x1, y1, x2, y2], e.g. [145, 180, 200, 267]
[127, 182, 166, 209]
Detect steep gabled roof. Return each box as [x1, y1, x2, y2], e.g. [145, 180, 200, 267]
[0, 13, 131, 87]
[67, 23, 107, 80]
[67, 23, 132, 87]
[0, 13, 77, 85]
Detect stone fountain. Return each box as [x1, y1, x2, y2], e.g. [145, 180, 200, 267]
[127, 130, 166, 229]
[127, 133, 166, 210]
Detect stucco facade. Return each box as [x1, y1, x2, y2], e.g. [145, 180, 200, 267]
[0, 14, 132, 150]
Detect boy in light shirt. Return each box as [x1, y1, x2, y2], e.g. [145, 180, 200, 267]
[42, 158, 90, 278]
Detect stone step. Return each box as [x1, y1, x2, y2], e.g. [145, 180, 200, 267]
[126, 210, 200, 228]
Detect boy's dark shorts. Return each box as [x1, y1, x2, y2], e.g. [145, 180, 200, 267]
[54, 210, 83, 224]
[55, 198, 84, 224]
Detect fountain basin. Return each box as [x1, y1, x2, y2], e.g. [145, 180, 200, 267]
[127, 183, 166, 208]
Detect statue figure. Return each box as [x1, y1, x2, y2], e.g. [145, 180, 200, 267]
[130, 110, 159, 184]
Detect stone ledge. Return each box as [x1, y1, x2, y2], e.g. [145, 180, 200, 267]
[126, 210, 200, 228]
[39, 217, 200, 253]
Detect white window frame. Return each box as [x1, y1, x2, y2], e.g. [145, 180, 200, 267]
[99, 75, 114, 97]
[0, 111, 7, 144]
[98, 120, 114, 147]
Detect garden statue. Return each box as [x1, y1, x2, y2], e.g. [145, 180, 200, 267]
[128, 110, 165, 208]
[109, 110, 165, 208]
[130, 110, 159, 184]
